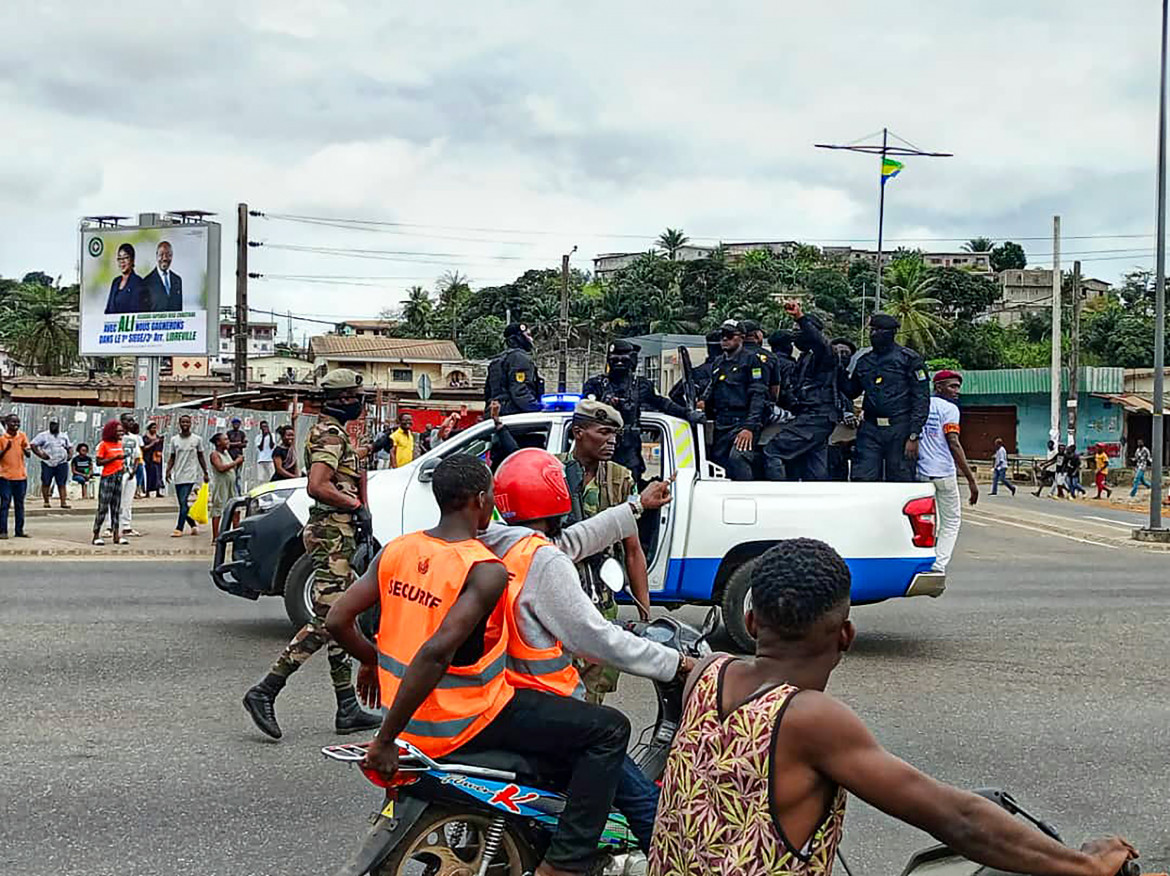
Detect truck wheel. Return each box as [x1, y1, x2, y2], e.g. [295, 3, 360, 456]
[721, 562, 756, 653]
[283, 553, 315, 629]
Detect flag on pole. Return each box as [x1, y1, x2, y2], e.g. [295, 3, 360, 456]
[881, 157, 904, 182]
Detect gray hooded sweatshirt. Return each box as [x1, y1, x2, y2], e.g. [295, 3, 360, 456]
[478, 504, 679, 691]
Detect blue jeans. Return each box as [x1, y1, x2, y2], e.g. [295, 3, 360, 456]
[174, 482, 198, 531]
[991, 468, 1014, 495]
[1067, 473, 1086, 496]
[1131, 469, 1151, 496]
[0, 477, 28, 535]
[613, 755, 661, 853]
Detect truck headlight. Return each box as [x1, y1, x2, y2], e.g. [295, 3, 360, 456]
[250, 488, 296, 515]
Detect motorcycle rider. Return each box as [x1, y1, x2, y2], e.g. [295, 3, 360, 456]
[484, 322, 544, 415]
[483, 447, 694, 852]
[325, 454, 640, 876]
[649, 538, 1137, 876]
[582, 339, 703, 483]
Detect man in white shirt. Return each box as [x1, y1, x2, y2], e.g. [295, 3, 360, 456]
[31, 420, 73, 509]
[916, 370, 979, 574]
[255, 420, 277, 482]
[990, 437, 1016, 497]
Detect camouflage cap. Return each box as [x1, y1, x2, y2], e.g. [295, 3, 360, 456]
[319, 368, 364, 392]
[573, 398, 624, 429]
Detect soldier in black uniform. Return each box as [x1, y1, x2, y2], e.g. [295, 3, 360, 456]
[844, 313, 930, 482]
[669, 330, 722, 406]
[768, 329, 798, 404]
[484, 322, 544, 415]
[705, 319, 769, 481]
[741, 319, 782, 403]
[583, 339, 703, 483]
[761, 300, 840, 481]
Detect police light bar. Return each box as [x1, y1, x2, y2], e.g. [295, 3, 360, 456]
[541, 392, 582, 412]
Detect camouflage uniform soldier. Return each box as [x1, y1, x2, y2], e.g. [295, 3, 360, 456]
[243, 369, 381, 740]
[557, 399, 647, 704]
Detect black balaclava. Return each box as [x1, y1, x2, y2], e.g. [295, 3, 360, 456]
[606, 339, 640, 378]
[504, 322, 533, 352]
[869, 313, 900, 352]
[769, 330, 794, 358]
[705, 331, 723, 362]
[323, 394, 364, 423]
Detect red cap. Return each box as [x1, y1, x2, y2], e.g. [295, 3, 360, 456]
[932, 369, 963, 383]
[493, 448, 572, 524]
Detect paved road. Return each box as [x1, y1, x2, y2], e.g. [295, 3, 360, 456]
[2, 522, 1168, 875]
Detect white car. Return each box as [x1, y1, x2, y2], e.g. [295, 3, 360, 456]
[213, 410, 942, 650]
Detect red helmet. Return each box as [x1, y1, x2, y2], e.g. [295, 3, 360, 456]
[493, 448, 572, 524]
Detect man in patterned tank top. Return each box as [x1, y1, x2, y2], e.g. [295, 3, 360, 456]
[650, 539, 1136, 876]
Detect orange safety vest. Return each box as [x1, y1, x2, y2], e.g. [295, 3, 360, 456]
[376, 531, 513, 757]
[498, 533, 585, 699]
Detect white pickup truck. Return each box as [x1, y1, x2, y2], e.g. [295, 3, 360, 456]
[212, 410, 943, 650]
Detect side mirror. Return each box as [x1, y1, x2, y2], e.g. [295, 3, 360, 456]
[599, 557, 625, 593]
[417, 457, 440, 483]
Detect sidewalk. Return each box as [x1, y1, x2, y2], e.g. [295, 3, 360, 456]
[0, 503, 214, 558]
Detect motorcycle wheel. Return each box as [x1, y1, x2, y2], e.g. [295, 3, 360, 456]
[372, 806, 537, 876]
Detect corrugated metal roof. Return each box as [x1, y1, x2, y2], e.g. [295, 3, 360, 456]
[309, 335, 462, 361]
[961, 367, 1123, 395]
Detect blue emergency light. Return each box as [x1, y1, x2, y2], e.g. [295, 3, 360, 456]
[541, 392, 582, 412]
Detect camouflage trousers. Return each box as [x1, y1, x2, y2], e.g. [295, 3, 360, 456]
[270, 515, 356, 690]
[573, 600, 621, 704]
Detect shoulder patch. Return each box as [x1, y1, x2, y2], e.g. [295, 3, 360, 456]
[515, 372, 526, 382]
[751, 368, 763, 379]
[916, 370, 928, 381]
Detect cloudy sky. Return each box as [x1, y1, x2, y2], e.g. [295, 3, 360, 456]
[0, 1, 1163, 337]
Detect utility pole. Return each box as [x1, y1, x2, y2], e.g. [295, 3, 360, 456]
[1049, 215, 1062, 445]
[1067, 260, 1082, 449]
[557, 245, 577, 393]
[1150, 0, 1169, 533]
[234, 202, 248, 392]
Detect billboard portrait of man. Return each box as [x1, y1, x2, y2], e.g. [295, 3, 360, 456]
[142, 240, 183, 311]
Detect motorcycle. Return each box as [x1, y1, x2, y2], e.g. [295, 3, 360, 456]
[323, 607, 719, 876]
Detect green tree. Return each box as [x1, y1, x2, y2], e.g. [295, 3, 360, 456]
[882, 274, 946, 354]
[883, 250, 929, 293]
[460, 315, 506, 360]
[930, 267, 1001, 321]
[0, 283, 78, 375]
[805, 266, 860, 334]
[990, 241, 1027, 272]
[963, 237, 994, 254]
[934, 321, 1009, 370]
[657, 228, 690, 260]
[21, 271, 54, 287]
[399, 285, 433, 337]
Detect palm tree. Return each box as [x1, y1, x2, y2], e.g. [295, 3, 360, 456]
[963, 236, 994, 253]
[656, 228, 690, 260]
[0, 283, 78, 375]
[882, 275, 947, 353]
[400, 285, 433, 337]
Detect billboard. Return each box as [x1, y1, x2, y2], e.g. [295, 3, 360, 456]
[79, 222, 221, 356]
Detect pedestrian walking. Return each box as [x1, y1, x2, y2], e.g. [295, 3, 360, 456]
[71, 443, 94, 500]
[1094, 445, 1113, 499]
[30, 419, 72, 509]
[916, 370, 979, 574]
[208, 433, 242, 539]
[92, 420, 129, 546]
[990, 438, 1016, 496]
[255, 420, 276, 482]
[0, 413, 32, 539]
[1033, 440, 1059, 497]
[1065, 446, 1087, 498]
[242, 368, 380, 740]
[1131, 439, 1152, 496]
[166, 414, 209, 538]
[141, 422, 166, 497]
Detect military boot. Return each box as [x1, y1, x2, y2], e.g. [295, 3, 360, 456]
[335, 687, 382, 735]
[243, 673, 286, 740]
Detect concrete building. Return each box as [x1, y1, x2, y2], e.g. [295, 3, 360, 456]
[247, 355, 316, 385]
[822, 246, 993, 273]
[335, 318, 397, 338]
[592, 245, 715, 280]
[215, 317, 278, 371]
[719, 241, 800, 259]
[309, 335, 474, 394]
[989, 269, 1112, 326]
[624, 333, 709, 395]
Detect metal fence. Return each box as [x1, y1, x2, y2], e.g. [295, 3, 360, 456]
[2, 403, 318, 494]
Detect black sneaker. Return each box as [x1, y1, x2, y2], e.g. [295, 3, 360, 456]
[335, 697, 383, 735]
[243, 686, 282, 739]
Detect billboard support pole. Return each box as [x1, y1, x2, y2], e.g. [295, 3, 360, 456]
[134, 212, 164, 409]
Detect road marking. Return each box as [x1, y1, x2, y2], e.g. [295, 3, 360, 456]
[970, 515, 1120, 549]
[965, 519, 989, 527]
[1084, 515, 1140, 529]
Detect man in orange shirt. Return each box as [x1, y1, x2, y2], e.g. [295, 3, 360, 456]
[0, 413, 32, 539]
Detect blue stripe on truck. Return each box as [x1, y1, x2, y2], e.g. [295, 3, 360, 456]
[658, 556, 935, 605]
